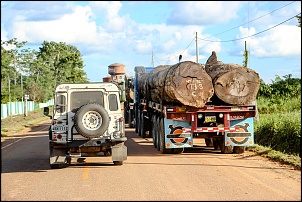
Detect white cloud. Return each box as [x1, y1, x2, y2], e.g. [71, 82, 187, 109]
[167, 1, 242, 25]
[236, 25, 301, 57]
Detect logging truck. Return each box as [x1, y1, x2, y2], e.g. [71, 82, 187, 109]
[134, 55, 259, 154]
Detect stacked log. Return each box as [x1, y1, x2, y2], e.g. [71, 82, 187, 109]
[205, 51, 260, 105]
[138, 61, 214, 108]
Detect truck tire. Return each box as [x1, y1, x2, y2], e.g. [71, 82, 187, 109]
[151, 115, 157, 148]
[159, 117, 170, 154]
[173, 148, 184, 154]
[113, 161, 123, 166]
[205, 138, 213, 147]
[156, 116, 161, 151]
[140, 112, 147, 138]
[213, 138, 221, 150]
[233, 146, 246, 154]
[220, 135, 233, 154]
[74, 103, 110, 138]
[137, 109, 141, 136]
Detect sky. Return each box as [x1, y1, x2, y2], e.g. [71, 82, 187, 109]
[1, 1, 301, 84]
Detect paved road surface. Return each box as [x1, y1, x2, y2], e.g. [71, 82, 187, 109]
[1, 121, 301, 201]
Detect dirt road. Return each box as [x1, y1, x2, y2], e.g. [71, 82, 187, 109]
[1, 122, 301, 201]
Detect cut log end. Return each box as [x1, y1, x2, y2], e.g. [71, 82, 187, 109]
[214, 68, 260, 105]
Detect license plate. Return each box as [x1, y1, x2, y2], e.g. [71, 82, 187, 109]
[205, 116, 216, 123]
[52, 125, 68, 131]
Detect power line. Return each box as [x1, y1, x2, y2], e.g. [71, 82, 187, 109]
[152, 36, 195, 64]
[198, 13, 301, 43]
[201, 1, 297, 40]
[151, 2, 299, 64]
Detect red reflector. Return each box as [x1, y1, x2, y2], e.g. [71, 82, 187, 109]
[53, 121, 57, 124]
[57, 134, 62, 139]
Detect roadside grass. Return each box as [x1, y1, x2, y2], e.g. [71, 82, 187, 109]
[1, 107, 300, 170]
[1, 107, 52, 137]
[247, 144, 301, 170]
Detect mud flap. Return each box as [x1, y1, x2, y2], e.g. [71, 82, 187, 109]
[112, 143, 127, 161]
[50, 155, 67, 164]
[49, 145, 67, 165]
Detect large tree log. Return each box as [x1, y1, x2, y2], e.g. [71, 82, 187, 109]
[205, 51, 260, 105]
[138, 61, 214, 108]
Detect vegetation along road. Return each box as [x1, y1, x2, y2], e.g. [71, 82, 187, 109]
[1, 119, 300, 201]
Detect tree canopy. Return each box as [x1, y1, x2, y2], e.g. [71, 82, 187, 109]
[1, 39, 89, 103]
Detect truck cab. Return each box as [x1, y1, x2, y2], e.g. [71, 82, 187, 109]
[44, 82, 127, 169]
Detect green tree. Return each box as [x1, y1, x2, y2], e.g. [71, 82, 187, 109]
[1, 38, 27, 103]
[296, 15, 301, 27]
[34, 41, 88, 102]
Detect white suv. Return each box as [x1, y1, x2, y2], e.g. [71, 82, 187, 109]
[44, 82, 127, 169]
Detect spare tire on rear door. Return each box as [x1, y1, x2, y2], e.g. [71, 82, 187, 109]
[74, 103, 110, 138]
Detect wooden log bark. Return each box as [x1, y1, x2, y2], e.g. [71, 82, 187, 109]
[138, 61, 214, 108]
[205, 51, 260, 105]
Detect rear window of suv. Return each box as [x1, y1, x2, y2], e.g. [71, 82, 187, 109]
[70, 91, 104, 111]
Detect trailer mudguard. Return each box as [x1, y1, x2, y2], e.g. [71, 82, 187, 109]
[225, 117, 254, 147]
[163, 118, 193, 149]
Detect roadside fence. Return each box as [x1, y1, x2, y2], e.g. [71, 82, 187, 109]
[1, 99, 54, 120]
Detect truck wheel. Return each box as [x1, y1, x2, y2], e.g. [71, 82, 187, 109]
[140, 112, 146, 138]
[113, 161, 123, 166]
[156, 116, 161, 151]
[220, 135, 233, 154]
[135, 109, 139, 133]
[48, 127, 52, 140]
[137, 110, 141, 136]
[205, 138, 213, 147]
[173, 148, 184, 154]
[151, 115, 157, 148]
[213, 138, 221, 150]
[104, 149, 112, 156]
[233, 146, 246, 154]
[159, 117, 170, 154]
[74, 103, 110, 138]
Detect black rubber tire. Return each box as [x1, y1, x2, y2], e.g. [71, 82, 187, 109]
[152, 115, 157, 148]
[213, 138, 221, 150]
[74, 103, 110, 138]
[233, 146, 246, 154]
[156, 116, 161, 151]
[137, 110, 141, 136]
[220, 135, 233, 154]
[140, 112, 146, 138]
[48, 127, 52, 140]
[113, 161, 123, 166]
[173, 148, 184, 154]
[205, 138, 213, 147]
[104, 149, 112, 156]
[159, 116, 170, 154]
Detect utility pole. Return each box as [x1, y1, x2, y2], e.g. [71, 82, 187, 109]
[196, 32, 199, 63]
[243, 41, 249, 67]
[152, 51, 154, 67]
